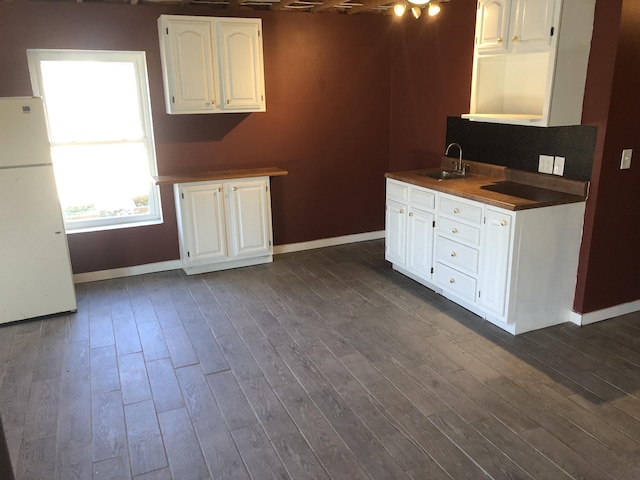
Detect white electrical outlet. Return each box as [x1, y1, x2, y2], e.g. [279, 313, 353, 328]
[621, 149, 632, 169]
[538, 155, 554, 174]
[553, 156, 565, 176]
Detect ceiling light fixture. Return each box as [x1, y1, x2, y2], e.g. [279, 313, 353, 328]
[427, 3, 441, 15]
[393, 0, 444, 19]
[393, 3, 406, 16]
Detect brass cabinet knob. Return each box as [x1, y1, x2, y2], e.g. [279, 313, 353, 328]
[497, 37, 503, 44]
[451, 252, 457, 257]
[399, 209, 404, 214]
[453, 208, 460, 214]
[512, 35, 519, 42]
[452, 228, 458, 234]
[232, 186, 237, 191]
[450, 278, 455, 284]
[210, 100, 215, 105]
[501, 220, 507, 226]
[409, 212, 414, 217]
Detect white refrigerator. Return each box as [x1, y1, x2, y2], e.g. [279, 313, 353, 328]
[0, 97, 76, 324]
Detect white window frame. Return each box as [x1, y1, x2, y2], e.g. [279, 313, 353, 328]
[27, 49, 162, 232]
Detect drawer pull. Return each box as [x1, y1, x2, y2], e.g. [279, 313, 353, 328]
[453, 208, 460, 214]
[451, 252, 457, 257]
[512, 35, 519, 42]
[409, 212, 414, 217]
[452, 228, 458, 234]
[399, 209, 404, 214]
[501, 220, 507, 226]
[449, 278, 455, 284]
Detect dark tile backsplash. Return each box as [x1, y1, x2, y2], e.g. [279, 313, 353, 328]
[445, 117, 597, 181]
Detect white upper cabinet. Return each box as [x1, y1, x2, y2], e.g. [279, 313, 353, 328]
[466, 0, 595, 127]
[158, 15, 266, 114]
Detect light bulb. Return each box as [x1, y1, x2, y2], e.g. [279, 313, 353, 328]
[427, 3, 441, 16]
[411, 6, 422, 18]
[393, 3, 406, 16]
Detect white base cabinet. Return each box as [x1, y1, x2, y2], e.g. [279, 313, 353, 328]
[385, 179, 585, 334]
[158, 15, 266, 114]
[175, 177, 273, 275]
[385, 180, 436, 284]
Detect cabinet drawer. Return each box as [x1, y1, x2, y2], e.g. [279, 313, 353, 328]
[410, 187, 435, 210]
[387, 180, 408, 202]
[436, 236, 479, 275]
[439, 196, 483, 224]
[435, 263, 477, 303]
[437, 217, 481, 246]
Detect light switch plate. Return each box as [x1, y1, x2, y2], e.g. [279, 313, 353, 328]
[553, 156, 565, 176]
[539, 155, 554, 174]
[621, 149, 632, 169]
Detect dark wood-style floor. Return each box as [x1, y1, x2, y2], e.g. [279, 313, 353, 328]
[2, 239, 640, 480]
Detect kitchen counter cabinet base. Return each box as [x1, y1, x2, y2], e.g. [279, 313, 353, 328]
[385, 177, 585, 335]
[174, 176, 273, 275]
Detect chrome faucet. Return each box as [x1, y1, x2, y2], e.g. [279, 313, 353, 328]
[445, 142, 464, 174]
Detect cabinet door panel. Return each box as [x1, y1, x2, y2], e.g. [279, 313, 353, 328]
[217, 21, 265, 111]
[512, 0, 556, 51]
[479, 209, 513, 318]
[228, 180, 271, 258]
[164, 19, 217, 112]
[407, 208, 434, 280]
[385, 199, 407, 266]
[182, 185, 228, 263]
[477, 0, 511, 53]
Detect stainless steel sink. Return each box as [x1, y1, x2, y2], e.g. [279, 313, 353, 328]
[419, 170, 468, 181]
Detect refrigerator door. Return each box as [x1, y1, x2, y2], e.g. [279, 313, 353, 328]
[0, 97, 52, 169]
[0, 166, 76, 323]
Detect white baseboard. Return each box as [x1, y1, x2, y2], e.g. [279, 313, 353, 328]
[273, 230, 385, 255]
[73, 231, 386, 283]
[570, 299, 640, 326]
[73, 260, 182, 284]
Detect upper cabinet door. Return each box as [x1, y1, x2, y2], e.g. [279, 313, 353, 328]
[159, 17, 219, 114]
[476, 0, 511, 53]
[511, 0, 557, 52]
[216, 20, 266, 112]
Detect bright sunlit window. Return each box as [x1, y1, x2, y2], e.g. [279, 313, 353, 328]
[27, 49, 161, 231]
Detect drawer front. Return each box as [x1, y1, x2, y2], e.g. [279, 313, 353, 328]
[436, 236, 479, 275]
[437, 217, 481, 246]
[410, 187, 435, 210]
[439, 196, 483, 224]
[435, 263, 477, 303]
[387, 179, 408, 202]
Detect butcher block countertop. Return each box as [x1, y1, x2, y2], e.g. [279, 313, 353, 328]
[386, 158, 589, 211]
[154, 167, 288, 186]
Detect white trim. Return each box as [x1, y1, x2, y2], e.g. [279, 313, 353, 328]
[273, 230, 385, 254]
[569, 299, 640, 326]
[73, 231, 385, 283]
[73, 260, 181, 284]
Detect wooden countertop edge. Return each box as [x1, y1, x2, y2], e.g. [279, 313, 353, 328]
[154, 167, 288, 186]
[386, 159, 588, 211]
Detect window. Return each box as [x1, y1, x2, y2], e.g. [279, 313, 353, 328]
[27, 49, 161, 231]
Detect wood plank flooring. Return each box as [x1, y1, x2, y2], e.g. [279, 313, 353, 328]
[2, 239, 640, 479]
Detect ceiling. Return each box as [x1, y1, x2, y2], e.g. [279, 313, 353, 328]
[135, 0, 450, 16]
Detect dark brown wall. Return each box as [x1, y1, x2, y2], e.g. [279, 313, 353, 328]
[389, 1, 476, 171]
[574, 0, 640, 313]
[0, 3, 391, 273]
